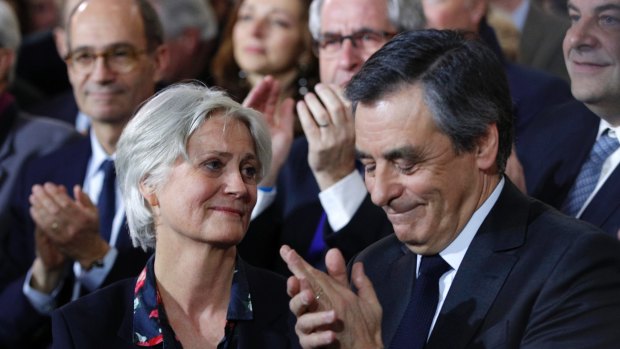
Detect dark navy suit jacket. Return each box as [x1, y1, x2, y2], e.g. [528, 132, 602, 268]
[0, 136, 150, 348]
[52, 260, 300, 349]
[355, 180, 620, 348]
[519, 100, 620, 236]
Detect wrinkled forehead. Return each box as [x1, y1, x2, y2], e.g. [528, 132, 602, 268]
[320, 0, 395, 35]
[68, 0, 146, 49]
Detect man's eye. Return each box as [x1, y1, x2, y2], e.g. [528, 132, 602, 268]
[111, 48, 132, 58]
[360, 33, 381, 43]
[600, 15, 620, 27]
[363, 163, 376, 175]
[321, 37, 341, 47]
[73, 52, 94, 63]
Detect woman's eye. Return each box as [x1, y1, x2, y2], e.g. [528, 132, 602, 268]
[242, 166, 258, 180]
[203, 160, 223, 171]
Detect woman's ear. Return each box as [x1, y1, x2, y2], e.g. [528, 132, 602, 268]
[139, 180, 159, 207]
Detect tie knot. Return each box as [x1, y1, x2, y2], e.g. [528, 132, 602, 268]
[419, 254, 451, 280]
[592, 129, 620, 162]
[100, 159, 116, 176]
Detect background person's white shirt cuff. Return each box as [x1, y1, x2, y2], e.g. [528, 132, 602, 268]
[251, 187, 277, 220]
[318, 171, 367, 232]
[23, 268, 65, 315]
[73, 246, 118, 291]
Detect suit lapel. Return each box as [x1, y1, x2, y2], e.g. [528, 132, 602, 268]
[427, 181, 527, 348]
[581, 165, 620, 233]
[377, 244, 417, 348]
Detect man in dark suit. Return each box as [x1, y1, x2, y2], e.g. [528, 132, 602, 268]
[238, 0, 425, 273]
[0, 0, 168, 347]
[0, 0, 78, 289]
[520, 0, 620, 238]
[280, 29, 620, 349]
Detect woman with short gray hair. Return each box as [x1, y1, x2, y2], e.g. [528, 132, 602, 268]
[51, 83, 300, 349]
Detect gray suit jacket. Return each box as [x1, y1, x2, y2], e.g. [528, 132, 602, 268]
[518, 3, 569, 81]
[355, 180, 620, 348]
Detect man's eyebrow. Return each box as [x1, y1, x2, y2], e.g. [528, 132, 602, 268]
[383, 146, 424, 162]
[595, 3, 620, 13]
[356, 149, 371, 159]
[356, 146, 425, 161]
[321, 26, 381, 36]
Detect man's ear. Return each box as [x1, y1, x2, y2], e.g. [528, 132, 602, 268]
[468, 0, 487, 29]
[139, 180, 159, 207]
[476, 123, 499, 172]
[151, 44, 170, 84]
[53, 27, 68, 59]
[0, 48, 15, 82]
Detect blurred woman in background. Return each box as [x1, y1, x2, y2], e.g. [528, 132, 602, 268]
[212, 0, 318, 135]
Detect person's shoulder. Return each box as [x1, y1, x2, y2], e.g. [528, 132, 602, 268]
[354, 234, 402, 264]
[525, 197, 620, 251]
[13, 113, 77, 142]
[52, 278, 136, 348]
[243, 262, 288, 298]
[57, 277, 135, 318]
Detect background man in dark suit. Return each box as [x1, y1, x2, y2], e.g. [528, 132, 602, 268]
[0, 0, 168, 347]
[280, 29, 620, 349]
[238, 0, 425, 273]
[0, 0, 78, 286]
[520, 0, 620, 238]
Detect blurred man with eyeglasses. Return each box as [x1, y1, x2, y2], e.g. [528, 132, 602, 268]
[238, 0, 425, 274]
[0, 0, 167, 347]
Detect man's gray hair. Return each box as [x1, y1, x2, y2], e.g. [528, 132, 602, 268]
[116, 83, 272, 250]
[148, 0, 218, 41]
[308, 0, 425, 39]
[0, 0, 21, 84]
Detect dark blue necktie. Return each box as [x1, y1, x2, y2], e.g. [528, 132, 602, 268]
[390, 254, 452, 349]
[98, 159, 116, 242]
[562, 129, 619, 217]
[307, 211, 327, 269]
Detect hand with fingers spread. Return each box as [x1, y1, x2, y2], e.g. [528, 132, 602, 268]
[243, 75, 296, 187]
[280, 245, 383, 349]
[297, 83, 356, 190]
[29, 183, 110, 269]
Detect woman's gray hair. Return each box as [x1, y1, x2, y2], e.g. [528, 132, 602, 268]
[116, 82, 272, 250]
[308, 0, 425, 40]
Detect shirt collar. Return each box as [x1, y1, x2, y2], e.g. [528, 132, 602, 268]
[132, 254, 253, 346]
[86, 129, 115, 180]
[512, 0, 530, 32]
[438, 177, 505, 273]
[597, 119, 619, 140]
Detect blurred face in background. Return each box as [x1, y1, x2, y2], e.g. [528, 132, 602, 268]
[233, 0, 307, 79]
[422, 0, 485, 33]
[66, 0, 162, 125]
[27, 0, 59, 33]
[317, 0, 396, 87]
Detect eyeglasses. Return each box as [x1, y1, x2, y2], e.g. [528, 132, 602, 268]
[64, 44, 148, 74]
[315, 29, 397, 57]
